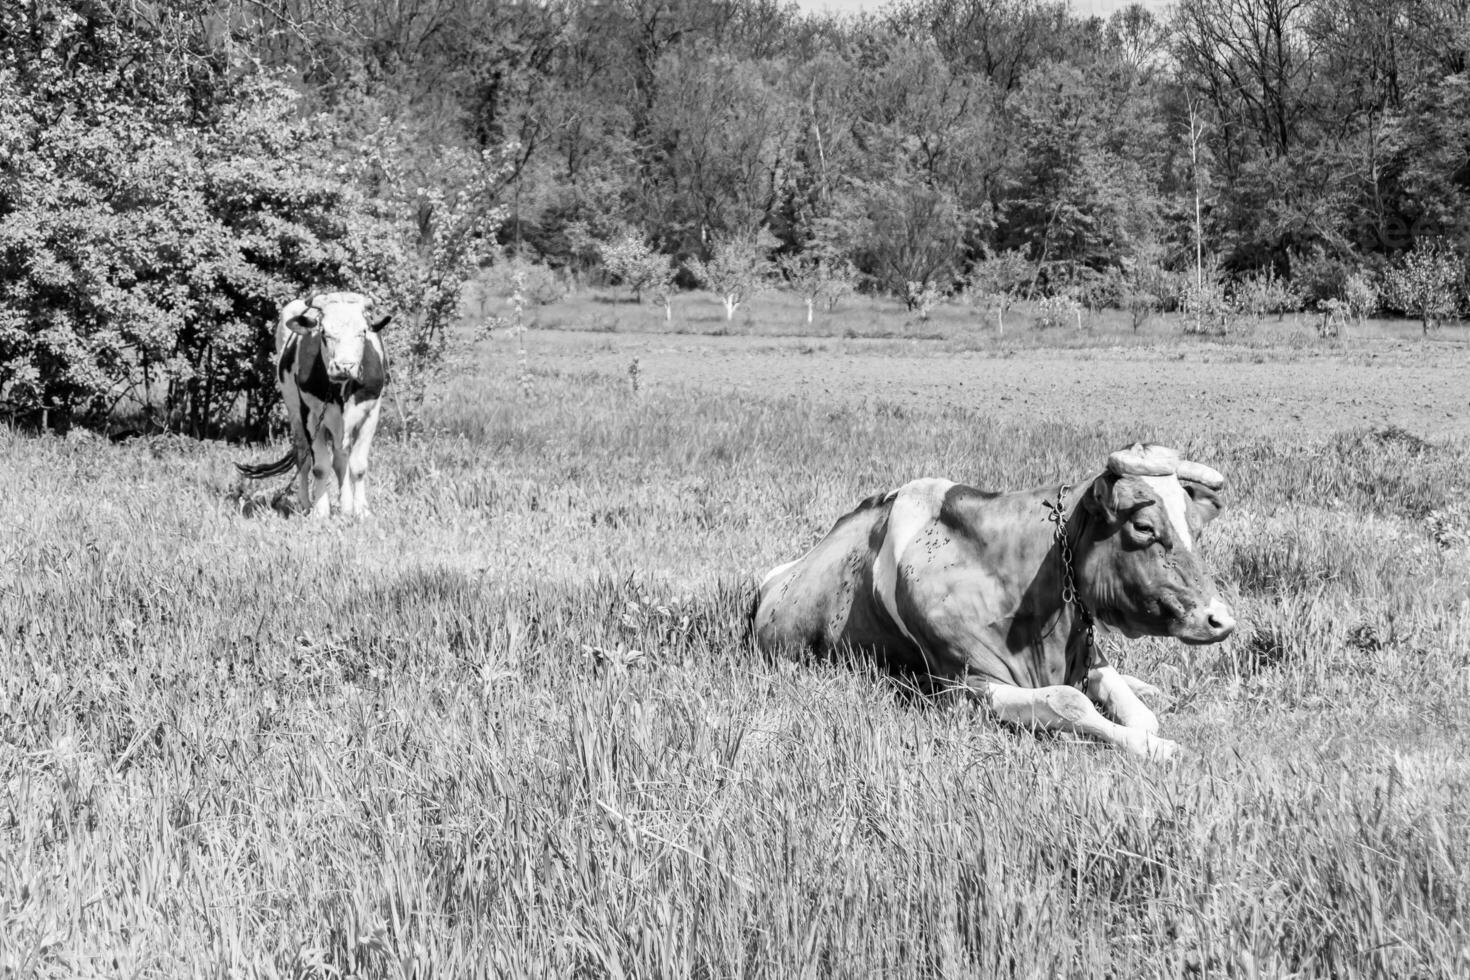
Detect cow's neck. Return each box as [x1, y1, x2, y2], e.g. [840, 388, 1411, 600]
[1001, 482, 1099, 688]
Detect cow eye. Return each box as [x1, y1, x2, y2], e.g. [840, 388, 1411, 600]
[1132, 519, 1156, 536]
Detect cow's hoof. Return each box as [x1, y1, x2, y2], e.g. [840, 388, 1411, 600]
[1147, 738, 1181, 762]
[1126, 732, 1180, 762]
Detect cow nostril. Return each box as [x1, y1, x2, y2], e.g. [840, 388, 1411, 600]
[1206, 609, 1236, 635]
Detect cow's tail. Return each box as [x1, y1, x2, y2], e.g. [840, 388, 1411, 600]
[235, 449, 297, 480]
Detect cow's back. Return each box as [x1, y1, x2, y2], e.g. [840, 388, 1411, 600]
[754, 491, 926, 671]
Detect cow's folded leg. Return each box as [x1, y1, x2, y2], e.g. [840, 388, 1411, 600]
[985, 682, 1177, 760]
[1118, 673, 1165, 700]
[1087, 665, 1161, 735]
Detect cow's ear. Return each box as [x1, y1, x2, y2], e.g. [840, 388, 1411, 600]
[1181, 480, 1224, 534]
[1084, 472, 1149, 526]
[369, 313, 391, 332]
[285, 307, 322, 335]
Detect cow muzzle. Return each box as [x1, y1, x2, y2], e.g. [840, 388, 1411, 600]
[1174, 597, 1236, 645]
[327, 360, 361, 383]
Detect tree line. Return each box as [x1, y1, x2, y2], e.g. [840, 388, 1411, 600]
[5, 0, 1470, 432]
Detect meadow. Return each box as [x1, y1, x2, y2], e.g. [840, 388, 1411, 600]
[3, 292, 1470, 978]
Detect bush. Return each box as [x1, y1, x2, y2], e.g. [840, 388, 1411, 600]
[1181, 279, 1232, 335]
[0, 4, 506, 436]
[685, 230, 776, 321]
[1231, 268, 1301, 320]
[1342, 271, 1380, 322]
[904, 281, 945, 321]
[0, 68, 393, 433]
[1292, 250, 1354, 311]
[600, 231, 674, 303]
[1035, 294, 1083, 330]
[1383, 239, 1462, 335]
[778, 253, 858, 323]
[480, 255, 567, 309]
[964, 250, 1033, 334]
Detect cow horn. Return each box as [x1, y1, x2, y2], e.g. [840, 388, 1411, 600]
[1177, 460, 1226, 490]
[1107, 443, 1179, 478]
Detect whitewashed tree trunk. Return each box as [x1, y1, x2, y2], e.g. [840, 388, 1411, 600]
[806, 297, 814, 324]
[724, 295, 739, 320]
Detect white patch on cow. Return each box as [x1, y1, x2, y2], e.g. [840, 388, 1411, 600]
[1138, 475, 1192, 550]
[873, 478, 954, 647]
[760, 558, 803, 590]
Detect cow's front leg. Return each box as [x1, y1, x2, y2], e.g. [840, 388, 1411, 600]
[1087, 665, 1161, 735]
[309, 424, 334, 518]
[334, 438, 354, 517]
[343, 401, 380, 519]
[293, 439, 313, 513]
[985, 682, 1178, 761]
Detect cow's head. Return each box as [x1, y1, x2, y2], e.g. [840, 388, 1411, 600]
[284, 292, 391, 384]
[1076, 443, 1235, 645]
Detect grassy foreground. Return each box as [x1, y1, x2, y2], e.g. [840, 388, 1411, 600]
[3, 345, 1469, 978]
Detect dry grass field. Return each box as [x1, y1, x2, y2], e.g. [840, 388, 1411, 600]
[4, 291, 1470, 978]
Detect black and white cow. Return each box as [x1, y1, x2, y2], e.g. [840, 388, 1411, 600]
[237, 293, 390, 517]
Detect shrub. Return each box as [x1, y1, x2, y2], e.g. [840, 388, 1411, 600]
[1342, 271, 1380, 322]
[1181, 279, 1232, 335]
[600, 231, 674, 303]
[0, 64, 395, 434]
[904, 281, 945, 321]
[965, 250, 1032, 334]
[1292, 250, 1354, 311]
[778, 253, 858, 323]
[480, 255, 567, 309]
[1231, 268, 1301, 321]
[0, 3, 505, 437]
[685, 230, 776, 321]
[1035, 294, 1083, 330]
[1383, 239, 1461, 335]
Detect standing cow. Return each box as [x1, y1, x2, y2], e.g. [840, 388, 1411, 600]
[752, 444, 1236, 760]
[237, 293, 391, 518]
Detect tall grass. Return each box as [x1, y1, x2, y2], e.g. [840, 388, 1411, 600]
[2, 349, 1468, 977]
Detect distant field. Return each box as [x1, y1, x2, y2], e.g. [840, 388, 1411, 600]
[497, 284, 1470, 348]
[3, 305, 1469, 976]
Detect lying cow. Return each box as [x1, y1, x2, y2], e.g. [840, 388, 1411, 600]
[752, 444, 1235, 759]
[237, 293, 391, 518]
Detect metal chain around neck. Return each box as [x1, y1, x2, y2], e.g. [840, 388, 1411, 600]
[1043, 483, 1096, 656]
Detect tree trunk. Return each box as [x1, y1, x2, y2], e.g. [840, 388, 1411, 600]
[724, 295, 738, 320]
[806, 297, 813, 324]
[664, 297, 672, 322]
[996, 302, 1005, 335]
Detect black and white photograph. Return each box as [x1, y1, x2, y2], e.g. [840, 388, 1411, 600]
[3, 0, 1468, 974]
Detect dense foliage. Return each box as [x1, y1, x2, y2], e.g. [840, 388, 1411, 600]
[0, 0, 501, 434]
[332, 0, 1470, 312]
[8, 0, 1470, 428]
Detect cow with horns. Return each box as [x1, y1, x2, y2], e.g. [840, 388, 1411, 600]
[751, 444, 1236, 759]
[237, 293, 391, 518]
